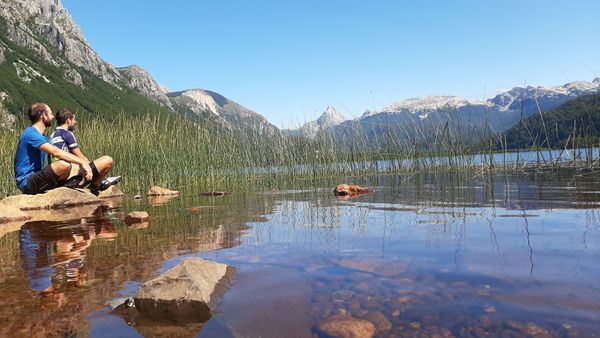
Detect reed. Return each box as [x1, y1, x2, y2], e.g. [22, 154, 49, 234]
[0, 105, 598, 198]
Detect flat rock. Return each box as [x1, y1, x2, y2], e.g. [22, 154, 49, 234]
[125, 211, 149, 223]
[98, 185, 125, 198]
[0, 187, 102, 211]
[317, 314, 376, 338]
[0, 201, 31, 224]
[147, 186, 179, 196]
[134, 258, 235, 324]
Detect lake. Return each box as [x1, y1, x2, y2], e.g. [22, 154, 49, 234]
[0, 170, 599, 337]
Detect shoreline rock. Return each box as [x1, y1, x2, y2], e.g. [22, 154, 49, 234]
[147, 186, 179, 196]
[1, 187, 103, 211]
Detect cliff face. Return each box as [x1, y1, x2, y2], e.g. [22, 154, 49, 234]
[0, 0, 121, 87]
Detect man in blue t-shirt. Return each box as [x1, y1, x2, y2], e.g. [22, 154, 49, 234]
[14, 102, 115, 195]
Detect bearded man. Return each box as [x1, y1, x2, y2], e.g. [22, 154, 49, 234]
[14, 102, 114, 195]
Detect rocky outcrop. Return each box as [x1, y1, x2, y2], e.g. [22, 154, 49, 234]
[147, 186, 179, 196]
[0, 0, 119, 87]
[0, 187, 102, 211]
[0, 92, 16, 129]
[316, 314, 376, 338]
[117, 65, 172, 108]
[133, 258, 235, 323]
[168, 89, 280, 135]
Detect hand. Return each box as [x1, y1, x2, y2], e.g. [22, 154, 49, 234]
[81, 163, 93, 181]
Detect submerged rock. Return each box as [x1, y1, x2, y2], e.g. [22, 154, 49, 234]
[147, 186, 179, 196]
[134, 258, 235, 324]
[1, 187, 102, 211]
[125, 211, 149, 225]
[317, 314, 376, 338]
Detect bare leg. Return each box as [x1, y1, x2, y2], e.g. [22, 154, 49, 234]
[50, 160, 74, 182]
[89, 156, 113, 186]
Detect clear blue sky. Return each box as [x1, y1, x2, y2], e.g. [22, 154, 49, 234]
[62, 0, 600, 128]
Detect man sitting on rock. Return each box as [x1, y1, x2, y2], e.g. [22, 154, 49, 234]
[14, 102, 114, 195]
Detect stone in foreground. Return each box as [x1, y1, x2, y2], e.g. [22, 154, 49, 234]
[317, 314, 376, 338]
[333, 184, 372, 196]
[134, 258, 235, 324]
[147, 186, 180, 196]
[0, 187, 102, 211]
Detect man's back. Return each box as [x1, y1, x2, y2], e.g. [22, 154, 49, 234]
[14, 127, 48, 191]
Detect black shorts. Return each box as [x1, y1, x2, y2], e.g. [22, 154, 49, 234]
[23, 165, 60, 195]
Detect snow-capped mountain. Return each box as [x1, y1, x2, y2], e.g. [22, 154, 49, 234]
[370, 96, 494, 120]
[328, 79, 600, 144]
[168, 89, 279, 135]
[285, 106, 347, 138]
[488, 80, 600, 113]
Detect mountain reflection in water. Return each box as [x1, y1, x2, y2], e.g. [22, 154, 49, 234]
[0, 171, 598, 337]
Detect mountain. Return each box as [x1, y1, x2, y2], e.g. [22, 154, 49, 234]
[168, 89, 279, 135]
[488, 80, 600, 117]
[117, 65, 173, 109]
[288, 106, 347, 138]
[500, 92, 600, 149]
[0, 0, 276, 135]
[327, 79, 600, 145]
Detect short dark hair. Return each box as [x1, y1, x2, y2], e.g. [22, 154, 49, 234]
[56, 108, 75, 125]
[27, 103, 48, 123]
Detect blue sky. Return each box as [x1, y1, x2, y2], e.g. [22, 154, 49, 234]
[62, 0, 600, 127]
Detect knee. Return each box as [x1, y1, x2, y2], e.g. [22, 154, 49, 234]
[55, 160, 71, 172]
[101, 156, 113, 169]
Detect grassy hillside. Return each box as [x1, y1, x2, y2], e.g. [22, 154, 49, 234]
[500, 93, 600, 149]
[0, 34, 172, 123]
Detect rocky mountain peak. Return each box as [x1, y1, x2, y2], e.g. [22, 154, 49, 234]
[117, 65, 172, 108]
[316, 106, 346, 128]
[0, 0, 122, 86]
[593, 77, 600, 85]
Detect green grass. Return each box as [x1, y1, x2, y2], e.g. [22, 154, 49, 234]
[2, 106, 599, 199]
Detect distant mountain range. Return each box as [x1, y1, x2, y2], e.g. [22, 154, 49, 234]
[0, 0, 598, 146]
[293, 79, 600, 144]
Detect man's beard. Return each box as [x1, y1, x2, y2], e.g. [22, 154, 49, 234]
[68, 125, 76, 131]
[43, 119, 52, 127]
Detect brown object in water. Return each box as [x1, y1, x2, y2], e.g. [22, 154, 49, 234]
[147, 186, 179, 196]
[334, 184, 372, 196]
[200, 191, 229, 197]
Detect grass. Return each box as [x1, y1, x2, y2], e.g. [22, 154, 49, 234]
[1, 95, 599, 198]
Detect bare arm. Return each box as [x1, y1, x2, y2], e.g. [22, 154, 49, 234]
[71, 148, 90, 164]
[39, 143, 93, 180]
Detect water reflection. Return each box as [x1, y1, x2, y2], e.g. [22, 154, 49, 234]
[1, 171, 599, 336]
[19, 216, 117, 294]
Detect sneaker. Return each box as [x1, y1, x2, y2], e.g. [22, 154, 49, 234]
[99, 176, 121, 191]
[62, 174, 85, 189]
[89, 176, 121, 195]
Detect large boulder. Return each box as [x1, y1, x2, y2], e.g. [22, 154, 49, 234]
[147, 186, 179, 196]
[134, 258, 235, 324]
[1, 187, 102, 211]
[0, 201, 31, 224]
[333, 184, 372, 197]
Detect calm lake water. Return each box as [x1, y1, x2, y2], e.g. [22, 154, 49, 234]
[0, 171, 599, 337]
